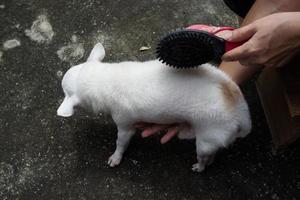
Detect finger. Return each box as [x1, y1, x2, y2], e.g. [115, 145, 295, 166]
[227, 24, 256, 42]
[160, 126, 179, 144]
[141, 124, 171, 138]
[222, 43, 251, 62]
[238, 60, 263, 68]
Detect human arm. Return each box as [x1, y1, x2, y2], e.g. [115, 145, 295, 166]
[222, 12, 300, 68]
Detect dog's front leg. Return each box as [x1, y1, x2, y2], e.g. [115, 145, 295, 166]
[107, 126, 135, 167]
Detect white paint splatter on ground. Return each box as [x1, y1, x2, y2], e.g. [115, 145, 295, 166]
[15, 24, 21, 29]
[0, 5, 5, 9]
[25, 15, 54, 44]
[57, 35, 85, 64]
[56, 70, 63, 78]
[3, 39, 21, 50]
[71, 35, 78, 43]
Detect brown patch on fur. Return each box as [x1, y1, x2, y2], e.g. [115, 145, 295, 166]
[221, 81, 242, 108]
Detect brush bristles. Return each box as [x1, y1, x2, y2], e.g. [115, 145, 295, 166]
[156, 30, 225, 68]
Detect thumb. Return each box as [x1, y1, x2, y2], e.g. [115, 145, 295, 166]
[222, 42, 250, 62]
[227, 24, 256, 42]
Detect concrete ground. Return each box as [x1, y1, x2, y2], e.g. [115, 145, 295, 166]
[1, 0, 300, 199]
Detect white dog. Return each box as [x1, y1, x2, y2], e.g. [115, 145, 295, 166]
[57, 43, 251, 172]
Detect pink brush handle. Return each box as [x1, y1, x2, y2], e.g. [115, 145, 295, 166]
[186, 25, 247, 53]
[225, 41, 245, 52]
[212, 26, 246, 52]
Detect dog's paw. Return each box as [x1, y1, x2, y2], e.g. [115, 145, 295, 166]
[191, 163, 205, 172]
[107, 153, 122, 167]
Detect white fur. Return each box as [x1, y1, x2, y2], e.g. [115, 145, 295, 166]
[57, 43, 251, 172]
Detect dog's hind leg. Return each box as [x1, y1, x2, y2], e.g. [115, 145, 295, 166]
[192, 126, 230, 172]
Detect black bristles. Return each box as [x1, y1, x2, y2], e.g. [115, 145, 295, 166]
[156, 30, 226, 68]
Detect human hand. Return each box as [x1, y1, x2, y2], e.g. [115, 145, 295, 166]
[222, 12, 300, 68]
[134, 122, 179, 144]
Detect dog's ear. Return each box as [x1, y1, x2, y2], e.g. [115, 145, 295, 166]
[87, 43, 105, 62]
[57, 96, 79, 117]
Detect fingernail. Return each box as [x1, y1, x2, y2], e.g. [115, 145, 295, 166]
[160, 139, 166, 144]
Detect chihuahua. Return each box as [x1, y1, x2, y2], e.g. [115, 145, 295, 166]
[57, 43, 251, 172]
